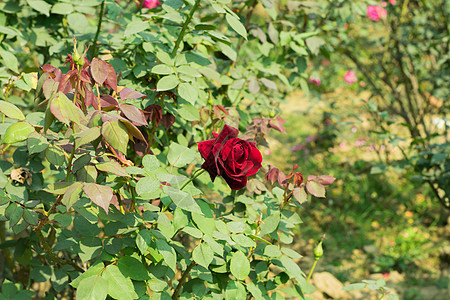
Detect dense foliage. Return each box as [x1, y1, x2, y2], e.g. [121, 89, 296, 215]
[0, 0, 338, 299]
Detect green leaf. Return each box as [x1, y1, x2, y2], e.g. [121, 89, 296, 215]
[306, 180, 325, 198]
[157, 75, 179, 91]
[0, 100, 25, 120]
[155, 239, 177, 272]
[142, 155, 160, 172]
[44, 182, 73, 195]
[62, 182, 84, 209]
[178, 83, 198, 104]
[152, 64, 174, 75]
[0, 50, 19, 73]
[51, 3, 73, 14]
[259, 213, 280, 236]
[177, 103, 199, 121]
[278, 256, 302, 282]
[192, 243, 214, 268]
[225, 281, 246, 300]
[230, 250, 250, 280]
[102, 265, 136, 300]
[136, 229, 152, 255]
[23, 209, 38, 226]
[71, 262, 105, 288]
[27, 131, 49, 154]
[96, 161, 130, 177]
[45, 144, 65, 166]
[163, 186, 203, 215]
[167, 142, 196, 168]
[67, 13, 90, 33]
[27, 0, 51, 16]
[125, 19, 149, 36]
[50, 92, 86, 126]
[2, 122, 34, 144]
[75, 126, 101, 149]
[117, 256, 150, 281]
[76, 275, 108, 300]
[225, 14, 247, 39]
[136, 177, 160, 197]
[102, 120, 129, 154]
[82, 183, 113, 214]
[264, 245, 282, 258]
[5, 202, 23, 228]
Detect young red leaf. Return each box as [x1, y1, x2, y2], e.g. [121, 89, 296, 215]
[82, 183, 114, 214]
[119, 88, 146, 100]
[120, 119, 146, 141]
[119, 104, 147, 126]
[162, 113, 176, 130]
[91, 58, 108, 85]
[306, 180, 326, 198]
[105, 62, 118, 92]
[269, 115, 287, 134]
[100, 95, 119, 110]
[308, 175, 336, 186]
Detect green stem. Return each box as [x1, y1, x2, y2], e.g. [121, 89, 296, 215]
[171, 0, 201, 57]
[92, 0, 106, 58]
[162, 169, 206, 212]
[172, 261, 196, 300]
[306, 258, 319, 282]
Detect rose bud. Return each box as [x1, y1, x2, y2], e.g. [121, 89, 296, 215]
[198, 125, 262, 190]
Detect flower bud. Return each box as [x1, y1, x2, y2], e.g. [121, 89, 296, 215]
[314, 240, 323, 259]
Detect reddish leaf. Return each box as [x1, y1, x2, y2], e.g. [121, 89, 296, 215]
[95, 161, 131, 177]
[91, 58, 108, 85]
[162, 113, 176, 130]
[41, 64, 56, 73]
[105, 62, 117, 92]
[100, 95, 119, 110]
[80, 69, 91, 83]
[265, 165, 280, 185]
[144, 104, 162, 127]
[119, 104, 147, 126]
[213, 105, 228, 119]
[120, 119, 146, 141]
[307, 175, 336, 186]
[293, 187, 308, 204]
[83, 183, 114, 214]
[85, 88, 95, 108]
[43, 78, 59, 99]
[269, 115, 286, 134]
[306, 180, 325, 198]
[119, 88, 146, 100]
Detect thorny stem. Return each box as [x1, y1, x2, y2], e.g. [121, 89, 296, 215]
[172, 261, 196, 300]
[171, 0, 201, 57]
[162, 169, 206, 212]
[92, 0, 106, 58]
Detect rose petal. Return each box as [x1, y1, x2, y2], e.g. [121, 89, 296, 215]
[221, 172, 247, 190]
[246, 144, 262, 176]
[198, 139, 215, 160]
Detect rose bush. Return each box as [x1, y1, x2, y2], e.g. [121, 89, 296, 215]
[198, 125, 262, 190]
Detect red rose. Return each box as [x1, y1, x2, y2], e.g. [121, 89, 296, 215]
[198, 125, 262, 190]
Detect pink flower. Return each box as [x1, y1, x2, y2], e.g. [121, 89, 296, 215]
[339, 142, 346, 149]
[309, 76, 321, 86]
[367, 5, 387, 21]
[344, 71, 357, 84]
[355, 138, 366, 147]
[389, 0, 396, 4]
[382, 2, 387, 7]
[138, 0, 161, 9]
[351, 126, 357, 133]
